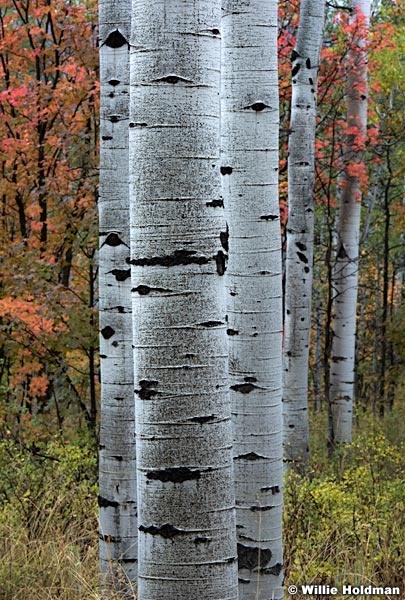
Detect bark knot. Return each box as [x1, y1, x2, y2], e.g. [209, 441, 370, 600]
[103, 30, 128, 49]
[139, 523, 183, 539]
[230, 382, 259, 394]
[146, 466, 201, 483]
[135, 380, 159, 400]
[237, 544, 272, 571]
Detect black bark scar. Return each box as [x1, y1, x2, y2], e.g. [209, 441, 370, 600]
[146, 467, 201, 483]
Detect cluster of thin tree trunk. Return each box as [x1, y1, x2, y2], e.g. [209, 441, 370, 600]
[98, 0, 370, 598]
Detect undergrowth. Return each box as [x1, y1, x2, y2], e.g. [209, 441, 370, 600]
[284, 408, 405, 598]
[0, 408, 403, 599]
[0, 432, 100, 599]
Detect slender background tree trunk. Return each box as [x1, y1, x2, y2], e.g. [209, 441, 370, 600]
[98, 0, 137, 592]
[283, 0, 326, 469]
[329, 0, 370, 446]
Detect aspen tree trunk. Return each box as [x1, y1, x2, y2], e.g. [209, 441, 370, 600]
[222, 2, 283, 597]
[129, 2, 238, 598]
[283, 0, 326, 469]
[329, 0, 370, 446]
[98, 0, 137, 592]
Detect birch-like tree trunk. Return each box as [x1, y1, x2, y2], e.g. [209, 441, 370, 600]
[221, 2, 283, 597]
[329, 0, 370, 446]
[283, 0, 326, 468]
[129, 2, 238, 598]
[98, 0, 137, 593]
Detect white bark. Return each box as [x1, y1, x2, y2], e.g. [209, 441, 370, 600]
[329, 0, 370, 445]
[283, 0, 326, 468]
[221, 2, 283, 598]
[98, 0, 137, 592]
[129, 2, 238, 598]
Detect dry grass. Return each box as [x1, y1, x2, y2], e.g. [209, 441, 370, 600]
[0, 407, 403, 599]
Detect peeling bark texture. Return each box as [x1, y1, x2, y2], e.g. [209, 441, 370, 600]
[98, 0, 137, 594]
[130, 2, 238, 598]
[283, 0, 326, 469]
[222, 1, 283, 598]
[329, 0, 370, 447]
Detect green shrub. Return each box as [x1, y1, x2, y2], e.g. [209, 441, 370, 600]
[0, 433, 99, 599]
[284, 411, 405, 596]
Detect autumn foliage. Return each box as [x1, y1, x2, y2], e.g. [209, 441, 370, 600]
[0, 0, 403, 441]
[0, 0, 99, 440]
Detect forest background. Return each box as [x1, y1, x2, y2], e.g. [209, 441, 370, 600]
[0, 0, 404, 598]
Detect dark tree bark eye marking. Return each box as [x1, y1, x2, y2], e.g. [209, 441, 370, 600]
[244, 376, 257, 382]
[220, 225, 229, 251]
[261, 485, 280, 494]
[292, 63, 301, 77]
[152, 74, 192, 84]
[296, 251, 308, 264]
[243, 101, 271, 112]
[249, 102, 269, 111]
[102, 135, 113, 141]
[291, 49, 300, 61]
[250, 505, 274, 512]
[237, 544, 272, 571]
[108, 79, 120, 86]
[260, 214, 278, 221]
[98, 495, 120, 508]
[130, 249, 210, 267]
[139, 379, 159, 387]
[139, 523, 183, 539]
[220, 166, 233, 175]
[108, 114, 121, 123]
[215, 250, 227, 275]
[296, 241, 307, 251]
[206, 198, 224, 207]
[135, 379, 159, 400]
[103, 232, 127, 247]
[104, 30, 128, 49]
[267, 562, 283, 576]
[132, 285, 173, 295]
[226, 328, 239, 336]
[101, 326, 115, 339]
[230, 383, 259, 394]
[306, 57, 311, 69]
[189, 414, 216, 424]
[235, 452, 265, 461]
[337, 243, 348, 259]
[146, 467, 201, 483]
[198, 321, 224, 327]
[110, 269, 131, 281]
